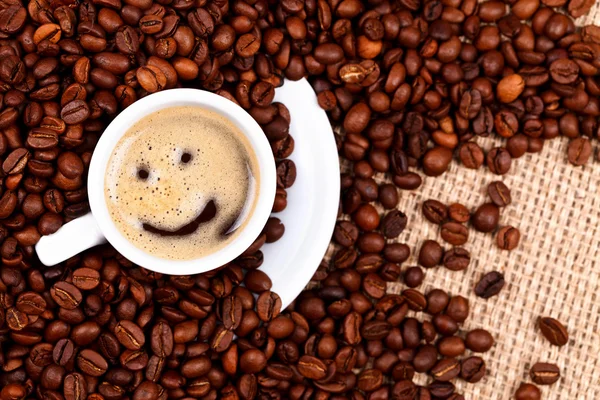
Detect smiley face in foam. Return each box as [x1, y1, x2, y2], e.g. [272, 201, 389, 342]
[104, 106, 259, 261]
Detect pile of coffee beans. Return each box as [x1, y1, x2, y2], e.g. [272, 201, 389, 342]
[1, 0, 597, 397]
[0, 0, 299, 253]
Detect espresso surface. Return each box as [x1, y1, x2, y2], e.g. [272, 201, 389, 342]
[105, 106, 259, 260]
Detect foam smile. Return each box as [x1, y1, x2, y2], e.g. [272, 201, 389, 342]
[142, 200, 217, 237]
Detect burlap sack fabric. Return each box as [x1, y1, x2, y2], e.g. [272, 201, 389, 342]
[319, 3, 600, 398]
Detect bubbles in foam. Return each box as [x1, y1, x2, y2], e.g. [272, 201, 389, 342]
[105, 106, 259, 261]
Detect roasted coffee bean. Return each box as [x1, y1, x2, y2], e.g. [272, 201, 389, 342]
[487, 181, 512, 207]
[474, 271, 505, 299]
[115, 320, 145, 350]
[404, 267, 424, 288]
[61, 100, 90, 125]
[497, 226, 520, 250]
[530, 362, 560, 385]
[497, 74, 525, 103]
[422, 200, 448, 224]
[567, 137, 592, 166]
[486, 147, 512, 175]
[538, 317, 569, 346]
[276, 160, 296, 189]
[378, 184, 399, 209]
[568, 0, 595, 18]
[402, 289, 427, 311]
[50, 282, 82, 309]
[448, 203, 470, 223]
[53, 338, 75, 366]
[431, 358, 461, 381]
[428, 380, 455, 398]
[443, 248, 471, 271]
[16, 291, 46, 314]
[441, 222, 469, 246]
[460, 356, 486, 383]
[459, 142, 484, 169]
[77, 349, 108, 377]
[514, 383, 541, 400]
[472, 203, 500, 233]
[423, 147, 453, 176]
[381, 210, 407, 238]
[3, 148, 30, 175]
[465, 329, 494, 352]
[418, 240, 443, 268]
[63, 373, 87, 400]
[438, 336, 466, 358]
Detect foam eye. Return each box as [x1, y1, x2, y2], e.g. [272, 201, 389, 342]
[181, 152, 192, 164]
[138, 168, 149, 180]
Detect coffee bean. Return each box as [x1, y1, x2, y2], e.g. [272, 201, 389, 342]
[418, 240, 444, 268]
[448, 203, 470, 223]
[381, 210, 407, 238]
[50, 281, 82, 309]
[465, 329, 494, 352]
[441, 222, 469, 246]
[354, 204, 380, 231]
[53, 338, 75, 366]
[393, 380, 417, 399]
[459, 142, 484, 169]
[61, 100, 90, 125]
[27, 128, 59, 150]
[446, 296, 469, 323]
[114, 320, 145, 350]
[276, 159, 296, 189]
[423, 147, 453, 176]
[460, 356, 486, 383]
[77, 349, 108, 377]
[428, 380, 455, 398]
[422, 200, 448, 224]
[393, 172, 423, 190]
[438, 336, 466, 358]
[431, 358, 461, 381]
[263, 217, 284, 243]
[472, 203, 500, 233]
[475, 271, 505, 299]
[443, 248, 471, 271]
[568, 0, 595, 18]
[256, 291, 281, 322]
[16, 291, 46, 315]
[71, 267, 100, 290]
[404, 267, 424, 288]
[487, 181, 512, 207]
[530, 362, 560, 385]
[567, 137, 592, 166]
[497, 226, 520, 250]
[63, 372, 87, 400]
[413, 345, 438, 373]
[514, 383, 541, 400]
[486, 147, 512, 175]
[0, 7, 27, 35]
[495, 110, 519, 138]
[3, 148, 30, 175]
[538, 317, 569, 346]
[497, 74, 525, 103]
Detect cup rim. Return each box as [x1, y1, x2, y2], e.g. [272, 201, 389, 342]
[87, 88, 276, 275]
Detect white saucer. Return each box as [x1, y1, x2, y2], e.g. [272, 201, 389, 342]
[259, 79, 340, 309]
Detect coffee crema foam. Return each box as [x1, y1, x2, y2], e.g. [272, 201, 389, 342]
[105, 106, 259, 260]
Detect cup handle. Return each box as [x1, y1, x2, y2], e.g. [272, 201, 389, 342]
[36, 212, 106, 266]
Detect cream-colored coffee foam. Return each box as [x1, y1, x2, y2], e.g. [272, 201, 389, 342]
[105, 106, 259, 260]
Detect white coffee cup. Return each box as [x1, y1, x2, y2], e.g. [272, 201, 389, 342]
[35, 89, 276, 275]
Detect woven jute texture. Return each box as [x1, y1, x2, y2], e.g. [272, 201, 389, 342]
[319, 4, 600, 398]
